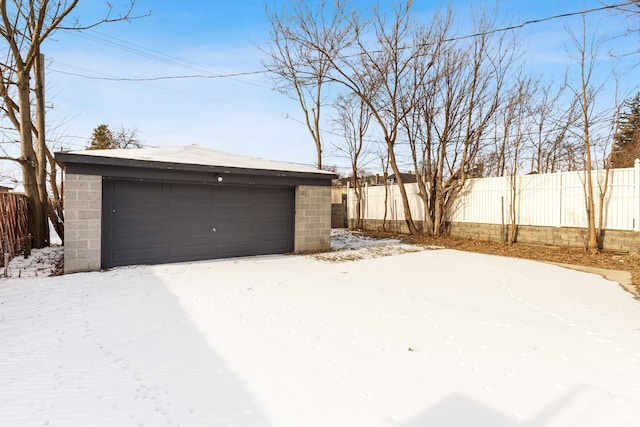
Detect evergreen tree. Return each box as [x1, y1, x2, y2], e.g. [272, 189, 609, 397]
[611, 92, 640, 168]
[88, 124, 115, 150]
[87, 124, 141, 150]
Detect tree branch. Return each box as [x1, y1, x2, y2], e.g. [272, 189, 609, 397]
[57, 1, 151, 31]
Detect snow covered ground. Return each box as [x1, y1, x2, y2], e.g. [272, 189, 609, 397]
[1, 231, 639, 426]
[2, 245, 63, 279]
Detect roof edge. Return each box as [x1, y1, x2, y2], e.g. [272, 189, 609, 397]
[55, 152, 338, 180]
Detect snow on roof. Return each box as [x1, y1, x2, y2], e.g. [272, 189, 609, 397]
[65, 144, 334, 175]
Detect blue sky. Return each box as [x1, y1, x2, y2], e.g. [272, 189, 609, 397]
[32, 0, 640, 175]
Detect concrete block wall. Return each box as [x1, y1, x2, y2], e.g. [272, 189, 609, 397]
[331, 203, 346, 228]
[352, 218, 640, 253]
[64, 173, 102, 273]
[295, 185, 331, 253]
[348, 218, 423, 234]
[447, 222, 640, 253]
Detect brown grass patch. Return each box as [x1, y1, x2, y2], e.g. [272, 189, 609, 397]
[362, 230, 640, 294]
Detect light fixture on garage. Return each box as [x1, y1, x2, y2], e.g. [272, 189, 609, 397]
[216, 175, 223, 182]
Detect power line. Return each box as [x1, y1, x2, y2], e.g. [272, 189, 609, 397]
[73, 30, 182, 66]
[437, 1, 637, 44]
[48, 1, 634, 83]
[48, 68, 265, 81]
[72, 28, 235, 76]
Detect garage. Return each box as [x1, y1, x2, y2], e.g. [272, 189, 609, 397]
[102, 179, 295, 268]
[56, 145, 336, 273]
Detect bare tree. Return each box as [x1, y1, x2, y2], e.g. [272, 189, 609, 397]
[480, 79, 581, 177]
[332, 93, 373, 229]
[527, 82, 580, 173]
[0, 0, 142, 248]
[613, 0, 640, 23]
[565, 16, 607, 254]
[408, 9, 514, 236]
[504, 77, 536, 244]
[592, 76, 628, 250]
[376, 146, 391, 232]
[0, 164, 17, 187]
[265, 1, 431, 234]
[263, 0, 354, 170]
[318, 1, 429, 234]
[264, 1, 514, 237]
[400, 9, 451, 236]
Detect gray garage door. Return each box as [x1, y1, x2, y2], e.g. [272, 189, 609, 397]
[102, 178, 295, 268]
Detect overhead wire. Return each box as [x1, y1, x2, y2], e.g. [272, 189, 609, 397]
[42, 1, 633, 164]
[47, 1, 636, 82]
[49, 68, 264, 81]
[434, 1, 637, 44]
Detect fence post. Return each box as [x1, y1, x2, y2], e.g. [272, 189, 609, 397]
[635, 158, 640, 232]
[504, 174, 510, 226]
[557, 172, 563, 228]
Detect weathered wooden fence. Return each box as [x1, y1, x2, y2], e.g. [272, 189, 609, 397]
[1, 193, 29, 268]
[349, 160, 640, 232]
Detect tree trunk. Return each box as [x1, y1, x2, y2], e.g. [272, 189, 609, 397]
[34, 52, 50, 247]
[47, 149, 64, 242]
[17, 68, 47, 248]
[583, 103, 598, 254]
[352, 175, 362, 230]
[432, 189, 444, 237]
[388, 144, 420, 235]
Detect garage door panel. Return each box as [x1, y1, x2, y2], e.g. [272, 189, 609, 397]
[220, 185, 252, 198]
[112, 179, 163, 194]
[216, 227, 255, 238]
[168, 222, 212, 237]
[172, 181, 211, 193]
[103, 179, 295, 268]
[216, 224, 256, 243]
[168, 200, 212, 216]
[257, 218, 291, 232]
[111, 224, 164, 241]
[112, 247, 163, 265]
[167, 244, 210, 259]
[216, 241, 256, 257]
[113, 199, 164, 217]
[259, 205, 292, 218]
[218, 213, 255, 230]
[218, 203, 253, 216]
[257, 239, 292, 252]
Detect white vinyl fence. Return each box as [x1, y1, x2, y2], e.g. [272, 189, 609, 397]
[348, 160, 640, 232]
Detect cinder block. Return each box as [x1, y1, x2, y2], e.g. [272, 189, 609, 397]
[89, 180, 103, 192]
[88, 200, 102, 211]
[64, 248, 77, 260]
[64, 259, 91, 274]
[85, 230, 100, 243]
[64, 190, 79, 201]
[64, 198, 84, 210]
[75, 180, 93, 191]
[71, 199, 91, 211]
[78, 210, 100, 221]
[65, 239, 89, 250]
[80, 248, 100, 260]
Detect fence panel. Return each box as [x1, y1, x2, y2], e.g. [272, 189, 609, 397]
[450, 177, 505, 224]
[515, 173, 562, 227]
[354, 183, 424, 222]
[349, 164, 640, 232]
[603, 168, 637, 230]
[0, 193, 29, 268]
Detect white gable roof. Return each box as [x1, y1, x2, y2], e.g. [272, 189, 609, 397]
[66, 144, 334, 175]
